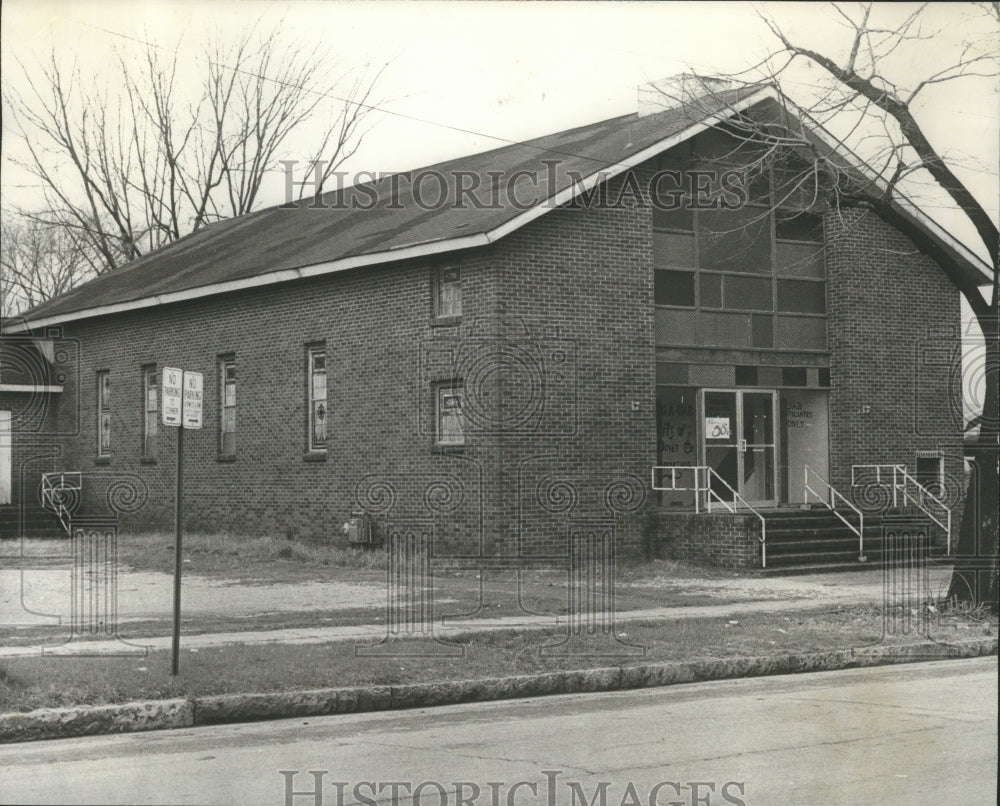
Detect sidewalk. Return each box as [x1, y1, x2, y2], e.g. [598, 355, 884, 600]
[0, 564, 955, 658]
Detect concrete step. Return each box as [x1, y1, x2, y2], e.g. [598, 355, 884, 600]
[759, 555, 952, 576]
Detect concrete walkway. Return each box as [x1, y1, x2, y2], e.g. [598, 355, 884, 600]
[0, 564, 955, 658]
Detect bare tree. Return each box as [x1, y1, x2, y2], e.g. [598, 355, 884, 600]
[0, 218, 89, 317]
[2, 22, 384, 276]
[657, 3, 998, 608]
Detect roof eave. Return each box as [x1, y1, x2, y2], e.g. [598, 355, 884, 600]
[4, 84, 991, 334]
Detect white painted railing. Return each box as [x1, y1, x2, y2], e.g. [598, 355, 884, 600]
[652, 465, 768, 567]
[804, 465, 866, 561]
[41, 471, 81, 535]
[851, 464, 952, 554]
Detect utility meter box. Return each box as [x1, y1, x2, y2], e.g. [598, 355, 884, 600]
[345, 512, 378, 545]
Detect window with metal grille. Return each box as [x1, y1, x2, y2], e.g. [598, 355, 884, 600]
[220, 358, 236, 457]
[434, 266, 462, 320]
[97, 370, 111, 457]
[307, 347, 327, 452]
[142, 366, 158, 459]
[435, 382, 465, 447]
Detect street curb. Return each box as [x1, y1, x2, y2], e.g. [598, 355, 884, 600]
[1, 637, 995, 743]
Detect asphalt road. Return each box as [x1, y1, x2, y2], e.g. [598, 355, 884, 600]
[1, 657, 996, 806]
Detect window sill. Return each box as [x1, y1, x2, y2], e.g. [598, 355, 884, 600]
[139, 457, 157, 465]
[94, 456, 111, 466]
[432, 443, 466, 455]
[217, 455, 236, 464]
[303, 452, 328, 463]
[431, 316, 462, 328]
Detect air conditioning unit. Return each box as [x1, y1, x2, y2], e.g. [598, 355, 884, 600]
[344, 512, 379, 545]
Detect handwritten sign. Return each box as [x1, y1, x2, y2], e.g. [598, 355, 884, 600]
[706, 417, 731, 440]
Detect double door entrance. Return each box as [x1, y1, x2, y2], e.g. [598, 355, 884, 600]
[702, 390, 777, 507]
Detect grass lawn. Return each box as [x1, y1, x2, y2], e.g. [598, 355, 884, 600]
[101, 531, 749, 584]
[1, 605, 993, 712]
[3, 533, 752, 642]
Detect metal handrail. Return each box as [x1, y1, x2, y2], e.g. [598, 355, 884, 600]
[651, 465, 705, 513]
[41, 471, 82, 535]
[851, 463, 952, 554]
[804, 465, 866, 561]
[652, 465, 768, 567]
[704, 467, 768, 568]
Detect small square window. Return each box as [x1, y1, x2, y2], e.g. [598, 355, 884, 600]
[434, 266, 462, 320]
[782, 367, 808, 387]
[777, 279, 826, 314]
[776, 212, 823, 243]
[655, 269, 695, 307]
[435, 383, 465, 447]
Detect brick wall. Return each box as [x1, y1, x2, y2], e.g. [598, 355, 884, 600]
[36, 250, 498, 544]
[655, 511, 762, 569]
[486, 167, 657, 558]
[825, 207, 965, 513]
[4, 163, 966, 560]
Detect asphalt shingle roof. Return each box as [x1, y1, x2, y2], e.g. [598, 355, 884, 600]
[21, 87, 756, 321]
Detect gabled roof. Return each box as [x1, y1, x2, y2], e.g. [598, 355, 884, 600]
[5, 84, 992, 333]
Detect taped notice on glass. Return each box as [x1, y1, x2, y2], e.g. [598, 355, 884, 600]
[706, 417, 731, 440]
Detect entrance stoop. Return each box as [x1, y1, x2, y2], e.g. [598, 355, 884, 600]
[758, 508, 948, 575]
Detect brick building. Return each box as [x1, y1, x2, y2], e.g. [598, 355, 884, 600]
[1, 80, 990, 568]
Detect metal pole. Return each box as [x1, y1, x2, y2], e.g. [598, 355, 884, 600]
[171, 425, 184, 676]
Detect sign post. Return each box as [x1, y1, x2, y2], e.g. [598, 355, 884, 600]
[162, 367, 202, 676]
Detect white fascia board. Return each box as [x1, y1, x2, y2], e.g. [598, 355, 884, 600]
[484, 87, 777, 243]
[0, 384, 63, 393]
[780, 95, 994, 283]
[4, 234, 490, 334]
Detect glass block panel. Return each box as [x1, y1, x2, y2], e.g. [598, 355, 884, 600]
[653, 231, 696, 268]
[699, 273, 722, 308]
[699, 311, 752, 349]
[654, 309, 699, 346]
[652, 204, 694, 232]
[751, 314, 773, 349]
[724, 275, 773, 311]
[656, 363, 689, 385]
[774, 316, 827, 351]
[699, 206, 772, 273]
[776, 242, 825, 278]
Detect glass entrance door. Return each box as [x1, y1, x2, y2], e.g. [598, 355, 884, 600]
[741, 392, 776, 505]
[703, 391, 739, 504]
[701, 390, 777, 507]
